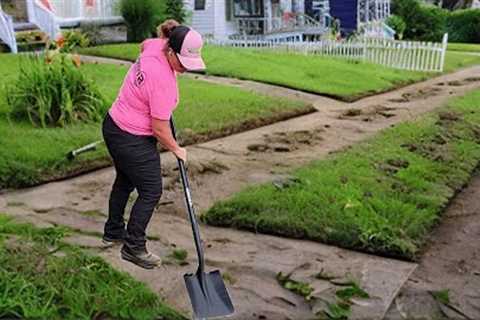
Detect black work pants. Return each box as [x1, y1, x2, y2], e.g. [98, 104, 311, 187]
[102, 113, 162, 251]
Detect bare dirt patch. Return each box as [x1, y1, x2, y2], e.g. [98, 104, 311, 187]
[247, 128, 324, 153]
[388, 87, 442, 103]
[386, 174, 480, 320]
[437, 77, 480, 87]
[338, 105, 397, 122]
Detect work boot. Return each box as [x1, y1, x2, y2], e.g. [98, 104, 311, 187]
[101, 234, 124, 247]
[120, 245, 162, 269]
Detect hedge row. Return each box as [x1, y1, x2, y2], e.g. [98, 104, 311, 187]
[391, 0, 480, 43]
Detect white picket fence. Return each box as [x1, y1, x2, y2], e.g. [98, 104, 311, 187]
[208, 33, 449, 72]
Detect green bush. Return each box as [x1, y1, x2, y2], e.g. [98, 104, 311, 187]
[447, 9, 480, 43]
[120, 0, 161, 42]
[165, 0, 187, 24]
[7, 54, 104, 128]
[392, 0, 447, 41]
[386, 15, 407, 39]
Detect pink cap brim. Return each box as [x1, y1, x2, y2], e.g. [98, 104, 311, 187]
[177, 54, 206, 71]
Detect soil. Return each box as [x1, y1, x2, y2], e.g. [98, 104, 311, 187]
[385, 173, 480, 320]
[1, 58, 480, 319]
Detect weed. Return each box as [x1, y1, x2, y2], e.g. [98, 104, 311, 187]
[222, 272, 237, 285]
[276, 272, 314, 299]
[431, 289, 450, 305]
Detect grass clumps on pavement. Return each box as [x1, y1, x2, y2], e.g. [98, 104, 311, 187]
[202, 90, 480, 260]
[0, 214, 186, 320]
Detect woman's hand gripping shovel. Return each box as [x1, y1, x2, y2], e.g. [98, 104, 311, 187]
[169, 117, 235, 319]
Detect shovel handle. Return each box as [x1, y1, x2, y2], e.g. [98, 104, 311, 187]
[169, 117, 205, 274]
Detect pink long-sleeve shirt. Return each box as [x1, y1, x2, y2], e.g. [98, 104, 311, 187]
[109, 38, 179, 136]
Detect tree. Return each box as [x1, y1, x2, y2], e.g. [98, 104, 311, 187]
[442, 0, 473, 10]
[165, 0, 187, 24]
[120, 0, 158, 42]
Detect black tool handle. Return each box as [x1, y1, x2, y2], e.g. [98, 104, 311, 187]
[169, 117, 205, 274]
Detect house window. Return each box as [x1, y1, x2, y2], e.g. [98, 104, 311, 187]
[195, 0, 206, 10]
[233, 0, 264, 17]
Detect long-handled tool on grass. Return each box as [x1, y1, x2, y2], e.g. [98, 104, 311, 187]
[66, 140, 104, 160]
[170, 117, 234, 319]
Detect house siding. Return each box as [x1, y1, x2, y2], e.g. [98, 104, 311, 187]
[188, 0, 216, 36]
[187, 0, 236, 39]
[213, 0, 236, 38]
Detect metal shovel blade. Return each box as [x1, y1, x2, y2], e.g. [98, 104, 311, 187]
[184, 269, 234, 319]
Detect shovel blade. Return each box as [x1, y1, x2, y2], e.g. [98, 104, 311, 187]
[184, 270, 234, 319]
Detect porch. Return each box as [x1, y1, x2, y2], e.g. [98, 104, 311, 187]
[231, 0, 329, 37]
[48, 0, 122, 27]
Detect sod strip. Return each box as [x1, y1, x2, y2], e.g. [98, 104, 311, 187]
[202, 90, 480, 261]
[447, 43, 480, 53]
[0, 214, 186, 320]
[0, 54, 309, 189]
[79, 44, 480, 100]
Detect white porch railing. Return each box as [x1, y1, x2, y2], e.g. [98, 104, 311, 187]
[235, 12, 327, 35]
[360, 20, 395, 39]
[50, 0, 121, 22]
[0, 4, 18, 53]
[358, 0, 391, 23]
[26, 0, 61, 40]
[207, 33, 449, 72]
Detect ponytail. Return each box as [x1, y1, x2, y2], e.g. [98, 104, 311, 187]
[158, 19, 180, 39]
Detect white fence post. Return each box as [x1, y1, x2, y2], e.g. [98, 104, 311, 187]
[439, 33, 448, 72]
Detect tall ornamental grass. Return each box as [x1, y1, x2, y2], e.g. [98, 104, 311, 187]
[7, 54, 105, 128]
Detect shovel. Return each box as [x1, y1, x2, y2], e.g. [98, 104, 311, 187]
[169, 117, 235, 319]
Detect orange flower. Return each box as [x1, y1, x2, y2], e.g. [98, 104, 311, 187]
[72, 54, 82, 67]
[56, 35, 65, 48]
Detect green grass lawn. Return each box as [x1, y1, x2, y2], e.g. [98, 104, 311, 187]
[447, 42, 480, 53]
[0, 54, 309, 189]
[79, 43, 480, 100]
[201, 90, 480, 260]
[0, 214, 186, 319]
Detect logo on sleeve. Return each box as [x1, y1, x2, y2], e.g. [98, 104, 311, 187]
[135, 71, 146, 87]
[134, 59, 146, 87]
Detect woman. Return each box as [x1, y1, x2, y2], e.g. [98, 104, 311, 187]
[101, 20, 206, 269]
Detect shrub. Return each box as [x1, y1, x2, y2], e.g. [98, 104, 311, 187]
[386, 15, 407, 40]
[120, 0, 160, 42]
[447, 9, 480, 43]
[165, 0, 187, 24]
[7, 54, 105, 128]
[392, 0, 447, 41]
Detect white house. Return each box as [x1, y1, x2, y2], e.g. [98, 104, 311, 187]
[184, 0, 330, 39]
[0, 0, 392, 53]
[185, 0, 392, 40]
